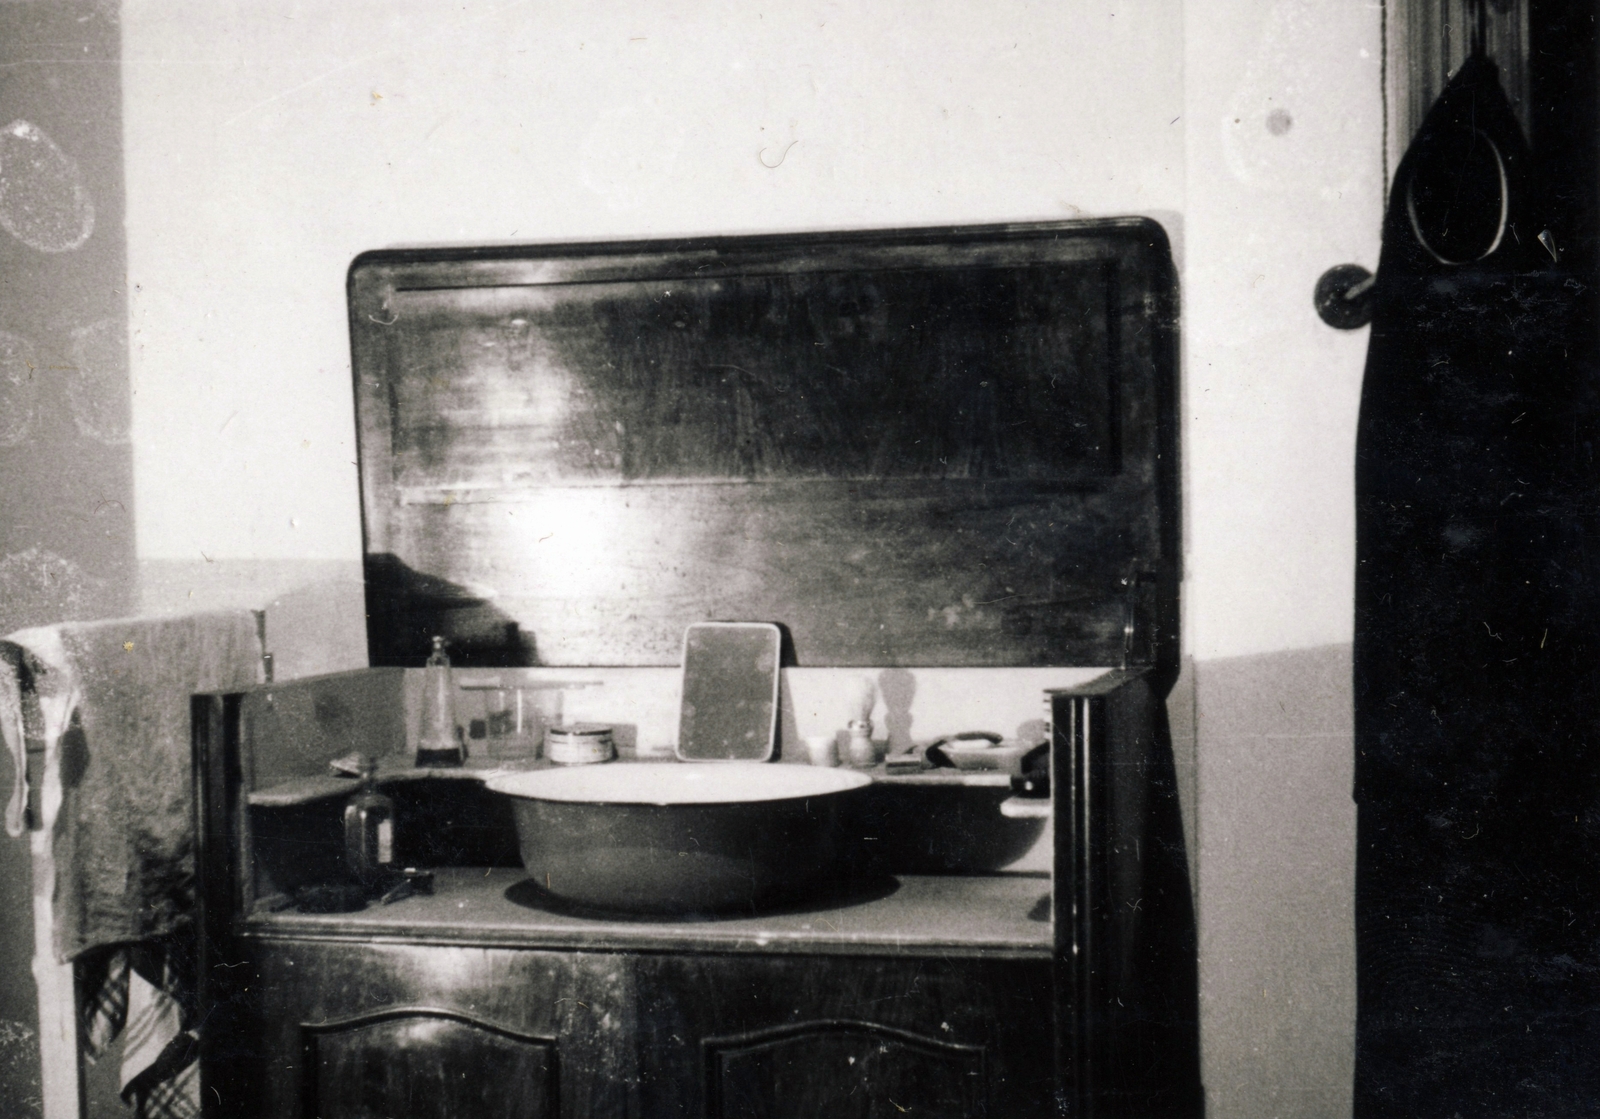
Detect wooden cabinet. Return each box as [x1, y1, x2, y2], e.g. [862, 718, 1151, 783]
[192, 670, 1198, 1119]
[212, 937, 1051, 1119]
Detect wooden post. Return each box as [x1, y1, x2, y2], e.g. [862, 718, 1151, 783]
[29, 661, 83, 1119]
[32, 832, 81, 1119]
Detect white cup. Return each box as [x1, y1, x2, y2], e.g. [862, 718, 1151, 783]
[803, 733, 839, 767]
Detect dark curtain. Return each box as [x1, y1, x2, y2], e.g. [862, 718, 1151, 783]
[1354, 48, 1600, 1117]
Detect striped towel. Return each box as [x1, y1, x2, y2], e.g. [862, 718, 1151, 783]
[81, 936, 199, 1119]
[0, 612, 261, 957]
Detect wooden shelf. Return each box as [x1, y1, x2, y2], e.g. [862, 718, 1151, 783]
[241, 867, 1052, 959]
[245, 754, 510, 807]
[871, 768, 1013, 787]
[246, 755, 1015, 807]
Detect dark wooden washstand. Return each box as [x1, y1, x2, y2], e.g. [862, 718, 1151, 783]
[191, 666, 1197, 1118]
[190, 218, 1197, 1117]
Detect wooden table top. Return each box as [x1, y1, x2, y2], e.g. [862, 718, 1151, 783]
[242, 867, 1054, 960]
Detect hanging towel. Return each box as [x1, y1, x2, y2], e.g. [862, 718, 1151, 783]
[0, 626, 70, 840]
[0, 611, 258, 1119]
[81, 936, 200, 1119]
[0, 610, 260, 958]
[80, 945, 129, 1056]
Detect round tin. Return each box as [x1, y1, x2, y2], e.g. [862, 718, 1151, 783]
[544, 722, 616, 766]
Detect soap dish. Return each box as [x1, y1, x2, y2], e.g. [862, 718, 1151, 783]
[925, 733, 1040, 773]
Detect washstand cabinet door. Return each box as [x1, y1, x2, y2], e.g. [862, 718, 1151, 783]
[634, 953, 1056, 1119]
[232, 942, 616, 1119]
[303, 1009, 557, 1119]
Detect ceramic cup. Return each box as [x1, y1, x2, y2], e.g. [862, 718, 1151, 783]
[803, 733, 839, 767]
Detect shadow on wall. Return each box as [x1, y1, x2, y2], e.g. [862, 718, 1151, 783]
[365, 553, 533, 668]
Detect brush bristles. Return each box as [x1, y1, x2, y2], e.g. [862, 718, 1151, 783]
[847, 675, 877, 722]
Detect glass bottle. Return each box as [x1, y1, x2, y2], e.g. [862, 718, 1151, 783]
[416, 635, 465, 767]
[342, 756, 395, 893]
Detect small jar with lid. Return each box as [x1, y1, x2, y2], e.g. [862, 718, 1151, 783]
[544, 723, 616, 766]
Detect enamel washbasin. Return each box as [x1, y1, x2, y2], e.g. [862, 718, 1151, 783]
[486, 763, 871, 915]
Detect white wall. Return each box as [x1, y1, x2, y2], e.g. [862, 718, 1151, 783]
[1184, 0, 1382, 661]
[122, 0, 1183, 562]
[1183, 5, 1380, 1117]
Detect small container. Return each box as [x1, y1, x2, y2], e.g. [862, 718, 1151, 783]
[461, 680, 573, 763]
[846, 719, 876, 768]
[342, 756, 395, 893]
[844, 676, 877, 768]
[545, 722, 616, 766]
[416, 636, 465, 767]
[525, 687, 565, 758]
[803, 733, 839, 767]
[484, 687, 538, 761]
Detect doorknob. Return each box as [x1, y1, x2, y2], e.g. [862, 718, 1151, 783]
[1314, 263, 1375, 329]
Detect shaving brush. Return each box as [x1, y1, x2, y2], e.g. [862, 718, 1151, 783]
[846, 675, 877, 768]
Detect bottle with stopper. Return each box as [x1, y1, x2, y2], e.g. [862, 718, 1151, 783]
[846, 675, 877, 768]
[416, 635, 466, 767]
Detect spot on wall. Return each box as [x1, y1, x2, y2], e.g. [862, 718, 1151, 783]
[0, 331, 38, 446]
[1219, 1, 1367, 195]
[0, 120, 95, 253]
[68, 319, 130, 445]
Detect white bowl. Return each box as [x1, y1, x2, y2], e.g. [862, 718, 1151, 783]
[485, 762, 872, 914]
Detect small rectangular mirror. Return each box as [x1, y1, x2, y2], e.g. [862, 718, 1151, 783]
[676, 622, 782, 762]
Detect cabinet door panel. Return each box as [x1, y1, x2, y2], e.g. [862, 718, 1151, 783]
[708, 1021, 984, 1119]
[634, 954, 1054, 1118]
[229, 941, 629, 1118]
[304, 1009, 556, 1119]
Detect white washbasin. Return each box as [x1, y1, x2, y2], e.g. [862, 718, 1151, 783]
[486, 762, 872, 914]
[486, 761, 869, 805]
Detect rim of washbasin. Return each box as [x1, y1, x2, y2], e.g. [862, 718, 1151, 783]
[485, 762, 871, 807]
